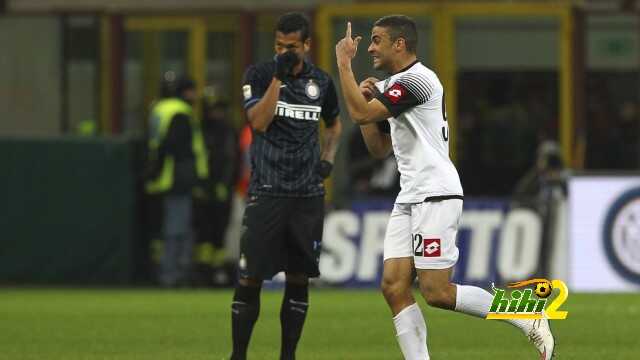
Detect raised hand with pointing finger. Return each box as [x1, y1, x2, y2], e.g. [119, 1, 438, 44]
[336, 22, 362, 68]
[334, 20, 391, 126]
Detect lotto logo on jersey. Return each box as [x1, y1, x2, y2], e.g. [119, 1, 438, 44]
[384, 83, 406, 104]
[413, 234, 441, 257]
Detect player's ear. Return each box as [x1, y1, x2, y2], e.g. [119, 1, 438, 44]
[303, 38, 311, 52]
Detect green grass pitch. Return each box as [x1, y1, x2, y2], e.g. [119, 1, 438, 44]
[2, 288, 638, 359]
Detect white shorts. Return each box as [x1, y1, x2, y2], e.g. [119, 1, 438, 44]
[383, 199, 463, 269]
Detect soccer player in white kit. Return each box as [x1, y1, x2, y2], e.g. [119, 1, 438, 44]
[335, 15, 556, 360]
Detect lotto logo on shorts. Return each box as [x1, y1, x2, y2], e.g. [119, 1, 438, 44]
[424, 239, 441, 257]
[413, 234, 441, 257]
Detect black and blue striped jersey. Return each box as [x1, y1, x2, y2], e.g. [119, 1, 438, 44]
[242, 59, 340, 197]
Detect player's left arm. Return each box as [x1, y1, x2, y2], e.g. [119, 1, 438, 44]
[320, 79, 343, 164]
[335, 22, 391, 125]
[321, 117, 342, 164]
[317, 119, 341, 179]
[317, 79, 343, 178]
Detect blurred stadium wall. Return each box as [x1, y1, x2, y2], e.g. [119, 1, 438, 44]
[1, 0, 639, 291]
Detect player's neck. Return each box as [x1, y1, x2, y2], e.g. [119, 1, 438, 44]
[390, 55, 418, 75]
[292, 61, 305, 76]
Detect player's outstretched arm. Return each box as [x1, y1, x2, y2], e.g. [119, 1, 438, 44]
[335, 22, 390, 125]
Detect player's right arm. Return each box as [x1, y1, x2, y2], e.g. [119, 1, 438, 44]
[243, 53, 296, 133]
[358, 77, 392, 159]
[245, 77, 281, 133]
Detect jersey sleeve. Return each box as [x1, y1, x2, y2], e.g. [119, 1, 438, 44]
[375, 73, 434, 117]
[242, 64, 270, 110]
[321, 78, 340, 127]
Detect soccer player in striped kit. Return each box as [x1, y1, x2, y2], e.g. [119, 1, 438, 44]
[230, 12, 342, 360]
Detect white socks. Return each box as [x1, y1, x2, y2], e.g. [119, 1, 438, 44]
[454, 284, 531, 333]
[393, 303, 430, 360]
[392, 285, 535, 360]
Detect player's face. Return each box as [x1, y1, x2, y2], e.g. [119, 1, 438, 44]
[274, 31, 310, 65]
[368, 26, 394, 71]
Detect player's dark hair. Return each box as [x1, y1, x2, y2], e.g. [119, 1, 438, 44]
[275, 12, 310, 41]
[374, 15, 418, 53]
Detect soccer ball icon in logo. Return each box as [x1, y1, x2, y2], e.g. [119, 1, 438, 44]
[534, 280, 553, 298]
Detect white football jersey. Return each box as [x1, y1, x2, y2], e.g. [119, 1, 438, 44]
[374, 61, 463, 203]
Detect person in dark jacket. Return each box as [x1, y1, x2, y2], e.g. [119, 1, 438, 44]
[193, 98, 239, 286]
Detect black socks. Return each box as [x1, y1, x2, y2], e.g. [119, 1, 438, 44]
[230, 285, 261, 360]
[230, 282, 310, 360]
[279, 283, 309, 360]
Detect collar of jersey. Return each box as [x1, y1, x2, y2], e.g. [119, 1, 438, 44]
[392, 59, 420, 75]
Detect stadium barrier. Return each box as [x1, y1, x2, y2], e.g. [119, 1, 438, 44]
[0, 137, 137, 284]
[3, 137, 638, 293]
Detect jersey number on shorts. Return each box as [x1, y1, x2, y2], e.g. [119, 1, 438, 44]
[413, 234, 442, 257]
[441, 93, 449, 142]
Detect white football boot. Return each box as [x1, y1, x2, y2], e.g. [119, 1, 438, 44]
[526, 318, 555, 360]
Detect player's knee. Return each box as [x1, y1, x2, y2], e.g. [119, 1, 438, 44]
[238, 277, 263, 288]
[233, 281, 262, 312]
[380, 277, 409, 303]
[284, 273, 309, 286]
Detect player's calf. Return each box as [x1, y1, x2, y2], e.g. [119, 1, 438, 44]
[416, 268, 457, 310]
[419, 284, 456, 310]
[230, 281, 262, 360]
[280, 275, 310, 360]
[381, 258, 418, 315]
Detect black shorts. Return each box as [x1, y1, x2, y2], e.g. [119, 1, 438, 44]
[238, 195, 324, 280]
